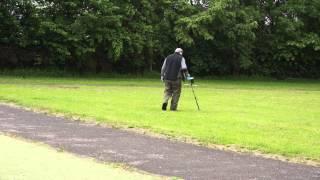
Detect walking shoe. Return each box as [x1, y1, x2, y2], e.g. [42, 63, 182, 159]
[162, 103, 167, 111]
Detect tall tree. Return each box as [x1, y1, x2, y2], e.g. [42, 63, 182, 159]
[175, 0, 259, 75]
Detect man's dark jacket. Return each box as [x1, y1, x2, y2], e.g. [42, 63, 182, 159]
[163, 53, 183, 81]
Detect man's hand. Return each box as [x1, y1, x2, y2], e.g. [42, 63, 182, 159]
[161, 76, 164, 82]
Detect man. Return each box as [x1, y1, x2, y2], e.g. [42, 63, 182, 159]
[161, 48, 189, 111]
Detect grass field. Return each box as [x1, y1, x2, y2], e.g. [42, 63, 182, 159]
[0, 76, 319, 163]
[0, 135, 163, 180]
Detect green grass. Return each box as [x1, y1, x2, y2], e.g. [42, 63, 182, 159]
[0, 135, 163, 180]
[0, 76, 319, 162]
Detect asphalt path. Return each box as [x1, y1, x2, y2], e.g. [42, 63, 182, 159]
[0, 104, 319, 180]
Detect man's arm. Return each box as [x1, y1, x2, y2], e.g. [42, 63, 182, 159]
[181, 57, 190, 78]
[181, 57, 187, 70]
[161, 58, 167, 81]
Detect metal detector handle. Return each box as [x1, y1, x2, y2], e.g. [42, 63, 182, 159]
[189, 78, 200, 111]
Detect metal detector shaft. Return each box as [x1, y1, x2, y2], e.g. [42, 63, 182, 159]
[190, 82, 200, 111]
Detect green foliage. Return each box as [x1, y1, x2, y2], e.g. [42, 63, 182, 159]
[176, 0, 259, 75]
[0, 0, 319, 77]
[254, 0, 320, 78]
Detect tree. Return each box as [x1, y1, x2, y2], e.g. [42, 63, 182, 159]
[175, 0, 259, 75]
[0, 0, 319, 78]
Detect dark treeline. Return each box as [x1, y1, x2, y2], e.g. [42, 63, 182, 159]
[0, 0, 319, 78]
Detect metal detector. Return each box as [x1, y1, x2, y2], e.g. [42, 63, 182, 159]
[187, 76, 200, 111]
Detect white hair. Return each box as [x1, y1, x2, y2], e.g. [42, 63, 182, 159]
[175, 48, 183, 55]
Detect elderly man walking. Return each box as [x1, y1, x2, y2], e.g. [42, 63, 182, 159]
[161, 48, 189, 111]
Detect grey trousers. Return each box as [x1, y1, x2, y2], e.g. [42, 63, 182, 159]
[163, 79, 182, 110]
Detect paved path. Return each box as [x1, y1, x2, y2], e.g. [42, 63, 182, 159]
[0, 104, 319, 180]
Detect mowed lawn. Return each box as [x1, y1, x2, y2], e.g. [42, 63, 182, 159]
[0, 135, 162, 180]
[0, 76, 319, 162]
